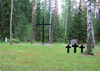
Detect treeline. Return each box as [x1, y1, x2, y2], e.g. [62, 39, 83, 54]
[0, 0, 99, 43]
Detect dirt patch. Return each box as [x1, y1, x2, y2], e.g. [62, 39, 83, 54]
[33, 43, 52, 46]
[78, 43, 87, 45]
[94, 54, 100, 58]
[83, 54, 100, 58]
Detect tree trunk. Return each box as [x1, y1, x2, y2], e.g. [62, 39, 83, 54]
[45, 0, 47, 13]
[51, 0, 57, 43]
[91, 21, 95, 48]
[94, 3, 97, 18]
[49, 12, 52, 43]
[10, 0, 13, 45]
[85, 0, 93, 54]
[65, 0, 68, 43]
[31, 0, 35, 44]
[49, 0, 52, 44]
[81, 0, 86, 28]
[98, 0, 99, 41]
[72, 0, 74, 16]
[45, 0, 47, 22]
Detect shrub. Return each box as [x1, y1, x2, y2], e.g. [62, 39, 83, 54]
[57, 38, 64, 43]
[12, 39, 21, 43]
[7, 37, 21, 43]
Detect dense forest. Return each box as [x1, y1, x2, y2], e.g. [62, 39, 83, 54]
[0, 0, 99, 44]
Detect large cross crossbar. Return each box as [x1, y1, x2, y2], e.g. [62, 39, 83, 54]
[36, 17, 51, 43]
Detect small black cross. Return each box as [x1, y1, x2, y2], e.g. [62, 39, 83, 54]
[72, 44, 78, 53]
[65, 45, 71, 53]
[36, 17, 51, 43]
[79, 45, 85, 53]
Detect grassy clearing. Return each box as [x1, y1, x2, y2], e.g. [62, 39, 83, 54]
[0, 42, 100, 71]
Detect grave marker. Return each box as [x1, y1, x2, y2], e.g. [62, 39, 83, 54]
[71, 39, 77, 45]
[36, 17, 51, 43]
[5, 37, 7, 42]
[65, 45, 71, 53]
[65, 44, 85, 53]
[79, 45, 85, 53]
[72, 44, 78, 53]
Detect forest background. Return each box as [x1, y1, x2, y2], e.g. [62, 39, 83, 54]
[0, 0, 99, 44]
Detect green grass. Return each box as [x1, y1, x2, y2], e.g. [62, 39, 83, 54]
[0, 42, 100, 71]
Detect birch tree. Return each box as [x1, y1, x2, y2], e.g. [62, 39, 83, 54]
[85, 0, 93, 54]
[31, 0, 35, 44]
[10, 0, 13, 45]
[65, 0, 68, 43]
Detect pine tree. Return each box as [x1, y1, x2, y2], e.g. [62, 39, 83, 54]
[69, 3, 87, 43]
[98, 0, 100, 41]
[65, 0, 69, 43]
[51, 0, 58, 43]
[34, 1, 42, 42]
[49, 0, 52, 43]
[31, 0, 35, 43]
[1, 0, 11, 39]
[67, 0, 72, 43]
[72, 0, 75, 16]
[13, 0, 32, 41]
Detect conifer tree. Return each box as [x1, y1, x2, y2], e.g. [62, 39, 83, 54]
[98, 0, 100, 41]
[34, 1, 42, 42]
[13, 0, 32, 41]
[65, 0, 69, 43]
[1, 0, 11, 39]
[51, 0, 58, 43]
[49, 0, 52, 43]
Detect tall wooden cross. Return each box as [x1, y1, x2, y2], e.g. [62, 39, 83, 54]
[36, 17, 51, 43]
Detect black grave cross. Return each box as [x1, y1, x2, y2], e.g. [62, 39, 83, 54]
[79, 45, 85, 53]
[65, 45, 71, 53]
[72, 44, 78, 53]
[36, 17, 51, 43]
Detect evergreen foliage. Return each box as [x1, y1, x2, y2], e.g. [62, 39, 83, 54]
[0, 0, 99, 43]
[34, 1, 42, 42]
[0, 0, 2, 38]
[69, 4, 87, 43]
[12, 0, 32, 42]
[1, 0, 11, 39]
